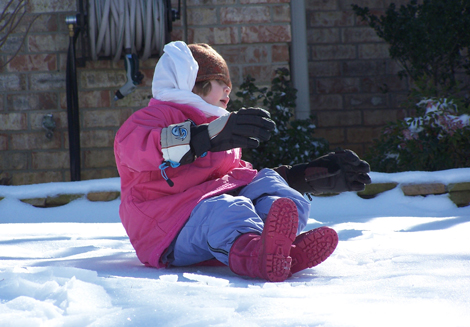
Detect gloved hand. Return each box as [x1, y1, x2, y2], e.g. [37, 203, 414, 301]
[160, 107, 275, 166]
[190, 107, 276, 156]
[274, 150, 371, 194]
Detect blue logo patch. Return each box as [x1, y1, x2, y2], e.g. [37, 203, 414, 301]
[172, 125, 188, 141]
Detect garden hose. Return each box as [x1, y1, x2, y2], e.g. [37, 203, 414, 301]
[88, 0, 166, 62]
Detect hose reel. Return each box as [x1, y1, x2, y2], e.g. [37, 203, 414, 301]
[88, 0, 174, 62]
[65, 0, 180, 181]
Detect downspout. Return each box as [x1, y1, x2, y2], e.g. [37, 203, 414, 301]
[290, 0, 311, 120]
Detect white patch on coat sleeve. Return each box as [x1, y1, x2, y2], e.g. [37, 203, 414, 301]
[161, 121, 192, 163]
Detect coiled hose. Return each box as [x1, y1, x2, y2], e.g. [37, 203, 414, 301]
[88, 0, 166, 61]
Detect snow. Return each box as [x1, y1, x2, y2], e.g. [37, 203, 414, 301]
[1, 170, 470, 327]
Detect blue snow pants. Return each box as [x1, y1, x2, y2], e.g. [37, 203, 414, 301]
[168, 168, 311, 267]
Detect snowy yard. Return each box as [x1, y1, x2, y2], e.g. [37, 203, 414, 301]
[1, 169, 470, 327]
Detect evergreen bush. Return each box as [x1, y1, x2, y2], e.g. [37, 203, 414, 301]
[352, 0, 470, 98]
[352, 0, 470, 171]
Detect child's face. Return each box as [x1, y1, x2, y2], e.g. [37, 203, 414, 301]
[200, 80, 231, 108]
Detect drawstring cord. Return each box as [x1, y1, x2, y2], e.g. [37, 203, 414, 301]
[159, 160, 180, 187]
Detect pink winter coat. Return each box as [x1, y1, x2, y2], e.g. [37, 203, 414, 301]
[114, 98, 258, 268]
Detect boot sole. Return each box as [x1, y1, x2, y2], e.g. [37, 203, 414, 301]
[260, 198, 298, 282]
[290, 226, 338, 274]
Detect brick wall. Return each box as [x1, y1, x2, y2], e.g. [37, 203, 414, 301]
[1, 0, 412, 185]
[306, 0, 412, 155]
[0, 0, 292, 185]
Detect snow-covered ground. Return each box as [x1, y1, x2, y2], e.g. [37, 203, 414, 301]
[1, 169, 470, 327]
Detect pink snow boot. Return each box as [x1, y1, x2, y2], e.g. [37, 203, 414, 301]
[289, 226, 338, 274]
[229, 198, 298, 282]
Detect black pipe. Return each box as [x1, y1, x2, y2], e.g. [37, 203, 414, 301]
[65, 19, 81, 181]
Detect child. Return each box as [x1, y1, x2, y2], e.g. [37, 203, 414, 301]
[114, 41, 371, 282]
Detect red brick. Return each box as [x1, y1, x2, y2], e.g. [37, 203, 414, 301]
[360, 76, 408, 93]
[139, 68, 155, 88]
[363, 109, 402, 126]
[317, 110, 362, 127]
[80, 130, 115, 148]
[310, 45, 356, 60]
[241, 25, 291, 43]
[0, 152, 28, 170]
[187, 0, 236, 5]
[310, 95, 343, 109]
[170, 29, 184, 42]
[12, 171, 64, 185]
[342, 60, 387, 76]
[220, 45, 269, 64]
[83, 149, 116, 168]
[189, 27, 239, 45]
[114, 87, 152, 109]
[307, 28, 340, 44]
[27, 0, 76, 13]
[82, 109, 134, 128]
[27, 34, 68, 52]
[0, 113, 27, 130]
[187, 7, 217, 25]
[308, 11, 354, 27]
[29, 73, 66, 91]
[10, 132, 61, 150]
[0, 74, 27, 92]
[32, 151, 69, 170]
[240, 0, 290, 3]
[306, 0, 338, 10]
[344, 94, 387, 109]
[316, 78, 360, 94]
[221, 6, 270, 24]
[273, 5, 291, 22]
[242, 64, 288, 84]
[0, 134, 7, 150]
[83, 59, 113, 70]
[15, 14, 57, 33]
[342, 27, 382, 43]
[30, 112, 67, 130]
[309, 62, 341, 77]
[81, 168, 119, 181]
[7, 93, 58, 111]
[272, 44, 289, 62]
[338, 0, 383, 10]
[80, 71, 126, 89]
[7, 54, 57, 72]
[78, 91, 111, 108]
[358, 43, 390, 59]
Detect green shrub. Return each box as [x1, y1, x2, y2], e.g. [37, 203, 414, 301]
[228, 68, 329, 169]
[353, 0, 470, 171]
[352, 0, 470, 96]
[365, 98, 470, 172]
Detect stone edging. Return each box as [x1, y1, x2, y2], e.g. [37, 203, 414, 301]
[1, 183, 469, 208]
[355, 182, 470, 207]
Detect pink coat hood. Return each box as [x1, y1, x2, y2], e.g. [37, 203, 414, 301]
[114, 99, 257, 268]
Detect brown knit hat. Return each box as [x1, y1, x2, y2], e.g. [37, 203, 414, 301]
[188, 43, 232, 88]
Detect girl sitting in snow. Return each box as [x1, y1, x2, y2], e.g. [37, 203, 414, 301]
[114, 41, 371, 282]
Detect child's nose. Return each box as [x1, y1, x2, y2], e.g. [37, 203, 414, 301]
[224, 86, 231, 94]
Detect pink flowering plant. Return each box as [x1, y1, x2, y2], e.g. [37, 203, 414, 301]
[365, 98, 470, 172]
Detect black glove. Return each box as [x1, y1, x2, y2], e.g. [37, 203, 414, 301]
[190, 107, 276, 157]
[274, 150, 371, 194]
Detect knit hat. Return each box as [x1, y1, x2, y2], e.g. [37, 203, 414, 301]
[188, 43, 232, 89]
